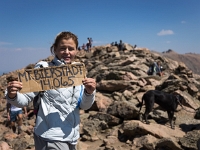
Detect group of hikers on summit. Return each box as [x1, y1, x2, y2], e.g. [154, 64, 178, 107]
[78, 37, 93, 52]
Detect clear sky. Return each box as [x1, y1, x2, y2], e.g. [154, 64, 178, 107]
[0, 0, 200, 74]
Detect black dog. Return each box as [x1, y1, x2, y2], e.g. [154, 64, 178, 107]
[138, 90, 184, 129]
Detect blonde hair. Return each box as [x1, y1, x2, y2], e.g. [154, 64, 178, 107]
[50, 31, 78, 55]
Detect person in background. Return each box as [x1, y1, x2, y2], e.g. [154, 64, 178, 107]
[147, 61, 163, 76]
[78, 46, 81, 51]
[6, 31, 96, 150]
[118, 40, 124, 51]
[154, 61, 163, 76]
[6, 102, 27, 134]
[86, 37, 92, 52]
[89, 37, 93, 50]
[111, 42, 115, 46]
[82, 43, 86, 51]
[114, 41, 118, 47]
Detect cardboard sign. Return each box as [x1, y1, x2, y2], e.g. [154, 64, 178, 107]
[17, 63, 86, 93]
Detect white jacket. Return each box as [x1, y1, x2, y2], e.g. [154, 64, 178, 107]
[6, 57, 95, 144]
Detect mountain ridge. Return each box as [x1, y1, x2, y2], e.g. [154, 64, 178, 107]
[151, 49, 200, 75]
[2, 46, 200, 76]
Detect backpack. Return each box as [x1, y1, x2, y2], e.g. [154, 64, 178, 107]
[33, 91, 44, 116]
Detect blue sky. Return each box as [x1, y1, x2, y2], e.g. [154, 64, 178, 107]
[0, 0, 200, 74]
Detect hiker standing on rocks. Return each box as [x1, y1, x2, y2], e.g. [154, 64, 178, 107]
[153, 61, 163, 76]
[6, 102, 27, 134]
[147, 61, 163, 77]
[89, 37, 93, 50]
[86, 37, 92, 52]
[118, 40, 124, 51]
[82, 43, 86, 51]
[6, 31, 96, 150]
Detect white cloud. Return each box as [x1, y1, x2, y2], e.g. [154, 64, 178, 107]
[15, 48, 23, 51]
[157, 29, 174, 36]
[181, 21, 186, 24]
[0, 41, 12, 46]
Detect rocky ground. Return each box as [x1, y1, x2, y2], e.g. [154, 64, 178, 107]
[0, 44, 200, 150]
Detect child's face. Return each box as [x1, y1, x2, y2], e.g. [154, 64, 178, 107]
[54, 38, 77, 64]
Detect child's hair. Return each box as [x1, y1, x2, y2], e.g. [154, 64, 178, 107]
[50, 31, 78, 55]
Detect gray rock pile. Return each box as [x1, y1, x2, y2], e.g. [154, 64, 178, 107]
[0, 44, 200, 150]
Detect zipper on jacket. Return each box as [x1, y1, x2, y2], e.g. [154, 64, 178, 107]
[71, 86, 76, 143]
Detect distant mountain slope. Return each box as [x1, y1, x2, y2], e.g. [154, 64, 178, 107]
[153, 50, 200, 75]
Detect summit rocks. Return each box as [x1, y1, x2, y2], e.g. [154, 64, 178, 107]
[0, 44, 200, 149]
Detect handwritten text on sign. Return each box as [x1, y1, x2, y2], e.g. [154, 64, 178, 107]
[17, 63, 86, 93]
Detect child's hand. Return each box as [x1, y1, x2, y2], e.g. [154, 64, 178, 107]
[7, 81, 23, 98]
[82, 78, 96, 94]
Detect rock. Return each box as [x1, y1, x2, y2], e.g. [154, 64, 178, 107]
[179, 130, 200, 150]
[0, 141, 10, 150]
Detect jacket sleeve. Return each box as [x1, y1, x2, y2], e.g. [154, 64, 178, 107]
[6, 90, 36, 108]
[79, 89, 95, 110]
[6, 61, 47, 108]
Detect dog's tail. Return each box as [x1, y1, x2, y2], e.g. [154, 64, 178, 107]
[136, 95, 144, 113]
